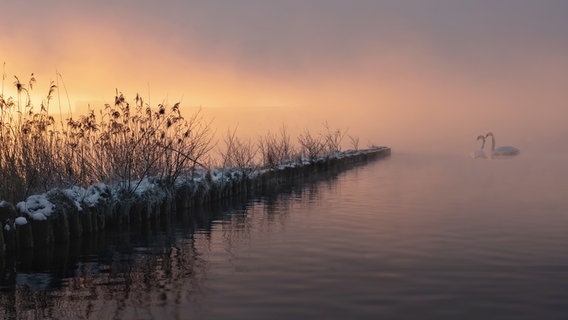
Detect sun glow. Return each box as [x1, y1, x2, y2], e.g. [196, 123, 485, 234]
[1, 1, 568, 156]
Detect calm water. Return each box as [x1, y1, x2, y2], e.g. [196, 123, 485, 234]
[2, 152, 568, 319]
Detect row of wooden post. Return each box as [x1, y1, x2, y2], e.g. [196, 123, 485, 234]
[0, 148, 390, 255]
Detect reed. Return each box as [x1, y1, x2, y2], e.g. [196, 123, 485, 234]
[0, 74, 214, 203]
[218, 126, 258, 172]
[0, 70, 360, 203]
[257, 125, 295, 168]
[321, 121, 347, 154]
[297, 129, 325, 162]
[348, 135, 360, 151]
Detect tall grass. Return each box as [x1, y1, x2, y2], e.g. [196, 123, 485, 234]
[0, 71, 360, 203]
[0, 74, 214, 202]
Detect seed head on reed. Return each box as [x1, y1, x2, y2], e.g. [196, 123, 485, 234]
[0, 68, 360, 203]
[0, 73, 217, 202]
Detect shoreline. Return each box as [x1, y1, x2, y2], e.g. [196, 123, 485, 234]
[0, 147, 390, 255]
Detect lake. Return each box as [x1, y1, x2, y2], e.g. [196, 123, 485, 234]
[2, 151, 568, 319]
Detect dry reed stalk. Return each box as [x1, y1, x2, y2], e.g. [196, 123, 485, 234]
[0, 68, 359, 204]
[0, 73, 215, 202]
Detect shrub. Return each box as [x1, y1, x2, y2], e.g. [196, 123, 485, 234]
[0, 69, 361, 202]
[348, 135, 360, 150]
[219, 126, 258, 172]
[297, 129, 325, 162]
[321, 121, 347, 154]
[257, 125, 295, 168]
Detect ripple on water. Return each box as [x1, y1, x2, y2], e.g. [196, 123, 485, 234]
[3, 153, 568, 319]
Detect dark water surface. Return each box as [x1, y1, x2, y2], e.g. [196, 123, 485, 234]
[2, 152, 568, 319]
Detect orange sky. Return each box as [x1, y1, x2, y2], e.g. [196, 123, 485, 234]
[2, 1, 568, 154]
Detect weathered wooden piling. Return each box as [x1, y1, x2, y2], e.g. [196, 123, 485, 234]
[17, 222, 33, 249]
[0, 147, 390, 255]
[0, 202, 16, 251]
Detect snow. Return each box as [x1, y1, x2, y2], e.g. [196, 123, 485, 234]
[83, 183, 110, 208]
[62, 186, 85, 211]
[3, 217, 29, 232]
[16, 194, 55, 221]
[15, 217, 28, 225]
[6, 147, 388, 223]
[127, 177, 168, 204]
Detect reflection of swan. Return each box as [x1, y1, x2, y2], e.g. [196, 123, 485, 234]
[485, 132, 520, 158]
[471, 134, 487, 159]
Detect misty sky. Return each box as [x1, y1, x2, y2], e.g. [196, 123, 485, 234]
[2, 0, 568, 153]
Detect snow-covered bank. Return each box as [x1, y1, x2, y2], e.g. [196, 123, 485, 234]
[0, 147, 390, 254]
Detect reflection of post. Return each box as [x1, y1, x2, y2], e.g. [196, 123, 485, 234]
[0, 210, 210, 319]
[216, 154, 380, 253]
[0, 148, 390, 318]
[0, 275, 17, 319]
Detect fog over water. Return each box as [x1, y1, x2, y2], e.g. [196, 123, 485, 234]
[2, 3, 568, 318]
[1, 1, 567, 157]
[2, 151, 568, 319]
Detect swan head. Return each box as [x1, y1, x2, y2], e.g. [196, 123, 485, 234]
[476, 134, 486, 149]
[485, 132, 496, 151]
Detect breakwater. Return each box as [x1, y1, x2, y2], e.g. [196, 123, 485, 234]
[0, 147, 390, 255]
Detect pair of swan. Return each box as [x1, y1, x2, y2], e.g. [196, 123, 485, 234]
[472, 132, 519, 159]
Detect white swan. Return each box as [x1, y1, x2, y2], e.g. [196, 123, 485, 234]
[470, 134, 487, 159]
[485, 132, 520, 158]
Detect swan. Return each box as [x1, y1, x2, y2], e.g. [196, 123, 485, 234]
[470, 134, 487, 159]
[485, 132, 520, 158]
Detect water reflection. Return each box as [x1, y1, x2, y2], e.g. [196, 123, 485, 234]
[0, 158, 370, 319]
[5, 152, 567, 319]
